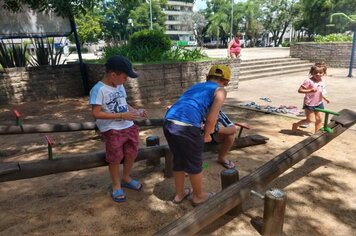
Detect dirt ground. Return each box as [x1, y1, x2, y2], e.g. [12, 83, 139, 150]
[0, 97, 355, 235]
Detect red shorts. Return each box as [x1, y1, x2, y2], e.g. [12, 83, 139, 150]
[101, 125, 139, 164]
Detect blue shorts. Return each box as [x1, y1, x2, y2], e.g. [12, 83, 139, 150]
[163, 120, 204, 174]
[303, 103, 324, 111]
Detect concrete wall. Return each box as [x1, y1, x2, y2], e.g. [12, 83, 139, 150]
[290, 42, 355, 68]
[0, 59, 240, 105]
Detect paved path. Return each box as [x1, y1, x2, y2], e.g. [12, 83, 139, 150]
[70, 47, 291, 62]
[202, 47, 290, 60]
[203, 47, 356, 131]
[225, 67, 356, 131]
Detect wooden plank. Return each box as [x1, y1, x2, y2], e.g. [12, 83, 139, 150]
[0, 145, 168, 182]
[0, 133, 268, 182]
[0, 162, 20, 176]
[331, 109, 356, 127]
[154, 109, 356, 235]
[0, 119, 164, 135]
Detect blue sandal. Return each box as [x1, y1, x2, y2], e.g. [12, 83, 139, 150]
[121, 179, 144, 191]
[219, 160, 236, 169]
[111, 188, 127, 203]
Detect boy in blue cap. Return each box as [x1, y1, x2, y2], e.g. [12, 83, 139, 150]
[89, 55, 147, 203]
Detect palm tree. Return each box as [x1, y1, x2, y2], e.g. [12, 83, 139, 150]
[207, 11, 230, 47]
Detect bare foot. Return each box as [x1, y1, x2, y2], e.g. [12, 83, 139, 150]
[292, 123, 299, 132]
[191, 192, 215, 207]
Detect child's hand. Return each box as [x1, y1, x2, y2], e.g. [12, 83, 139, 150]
[138, 109, 148, 118]
[204, 134, 212, 143]
[310, 87, 317, 92]
[324, 98, 330, 104]
[123, 111, 141, 120]
[133, 109, 147, 118]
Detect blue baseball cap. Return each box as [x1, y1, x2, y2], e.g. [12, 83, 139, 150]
[105, 55, 138, 78]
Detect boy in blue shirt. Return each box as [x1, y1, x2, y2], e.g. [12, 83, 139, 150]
[163, 65, 231, 206]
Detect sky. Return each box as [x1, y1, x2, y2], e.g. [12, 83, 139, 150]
[193, 0, 245, 11]
[193, 0, 207, 11]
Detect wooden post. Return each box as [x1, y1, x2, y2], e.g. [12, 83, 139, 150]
[164, 149, 174, 178]
[261, 189, 287, 236]
[220, 168, 241, 215]
[146, 136, 161, 166]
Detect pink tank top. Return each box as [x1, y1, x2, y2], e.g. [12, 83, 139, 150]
[230, 39, 240, 53]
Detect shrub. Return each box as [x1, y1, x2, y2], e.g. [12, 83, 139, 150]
[103, 44, 131, 60]
[282, 41, 290, 47]
[29, 37, 67, 66]
[0, 40, 28, 68]
[165, 47, 207, 61]
[129, 30, 171, 53]
[102, 30, 206, 63]
[314, 33, 352, 42]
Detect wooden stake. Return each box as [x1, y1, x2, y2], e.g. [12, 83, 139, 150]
[262, 189, 287, 236]
[220, 168, 241, 215]
[146, 136, 161, 166]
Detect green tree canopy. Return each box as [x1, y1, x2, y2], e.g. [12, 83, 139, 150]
[2, 0, 97, 18]
[129, 0, 167, 32]
[261, 0, 299, 46]
[73, 7, 103, 45]
[294, 0, 356, 38]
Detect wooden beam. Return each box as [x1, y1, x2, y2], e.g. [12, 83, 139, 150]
[0, 145, 168, 182]
[154, 109, 356, 236]
[0, 119, 164, 135]
[0, 162, 20, 175]
[0, 134, 269, 182]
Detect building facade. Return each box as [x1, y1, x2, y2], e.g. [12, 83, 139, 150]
[163, 0, 195, 43]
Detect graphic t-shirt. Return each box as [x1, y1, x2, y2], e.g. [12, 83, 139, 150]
[89, 82, 134, 132]
[301, 78, 326, 106]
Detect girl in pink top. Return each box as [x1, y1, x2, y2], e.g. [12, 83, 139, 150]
[292, 65, 330, 133]
[227, 32, 241, 58]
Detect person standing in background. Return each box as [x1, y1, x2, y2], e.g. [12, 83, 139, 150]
[227, 32, 242, 59]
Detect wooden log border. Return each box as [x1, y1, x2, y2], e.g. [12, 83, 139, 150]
[0, 134, 268, 182]
[0, 119, 164, 135]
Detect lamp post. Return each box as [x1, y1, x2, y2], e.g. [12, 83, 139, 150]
[230, 0, 234, 40]
[149, 0, 153, 30]
[329, 13, 356, 78]
[128, 18, 134, 37]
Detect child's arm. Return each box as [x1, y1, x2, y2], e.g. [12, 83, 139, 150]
[91, 105, 140, 120]
[298, 85, 317, 94]
[91, 105, 120, 120]
[204, 88, 226, 142]
[323, 96, 330, 104]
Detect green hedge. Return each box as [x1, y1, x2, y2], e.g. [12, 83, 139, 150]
[314, 33, 352, 42]
[102, 29, 207, 63]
